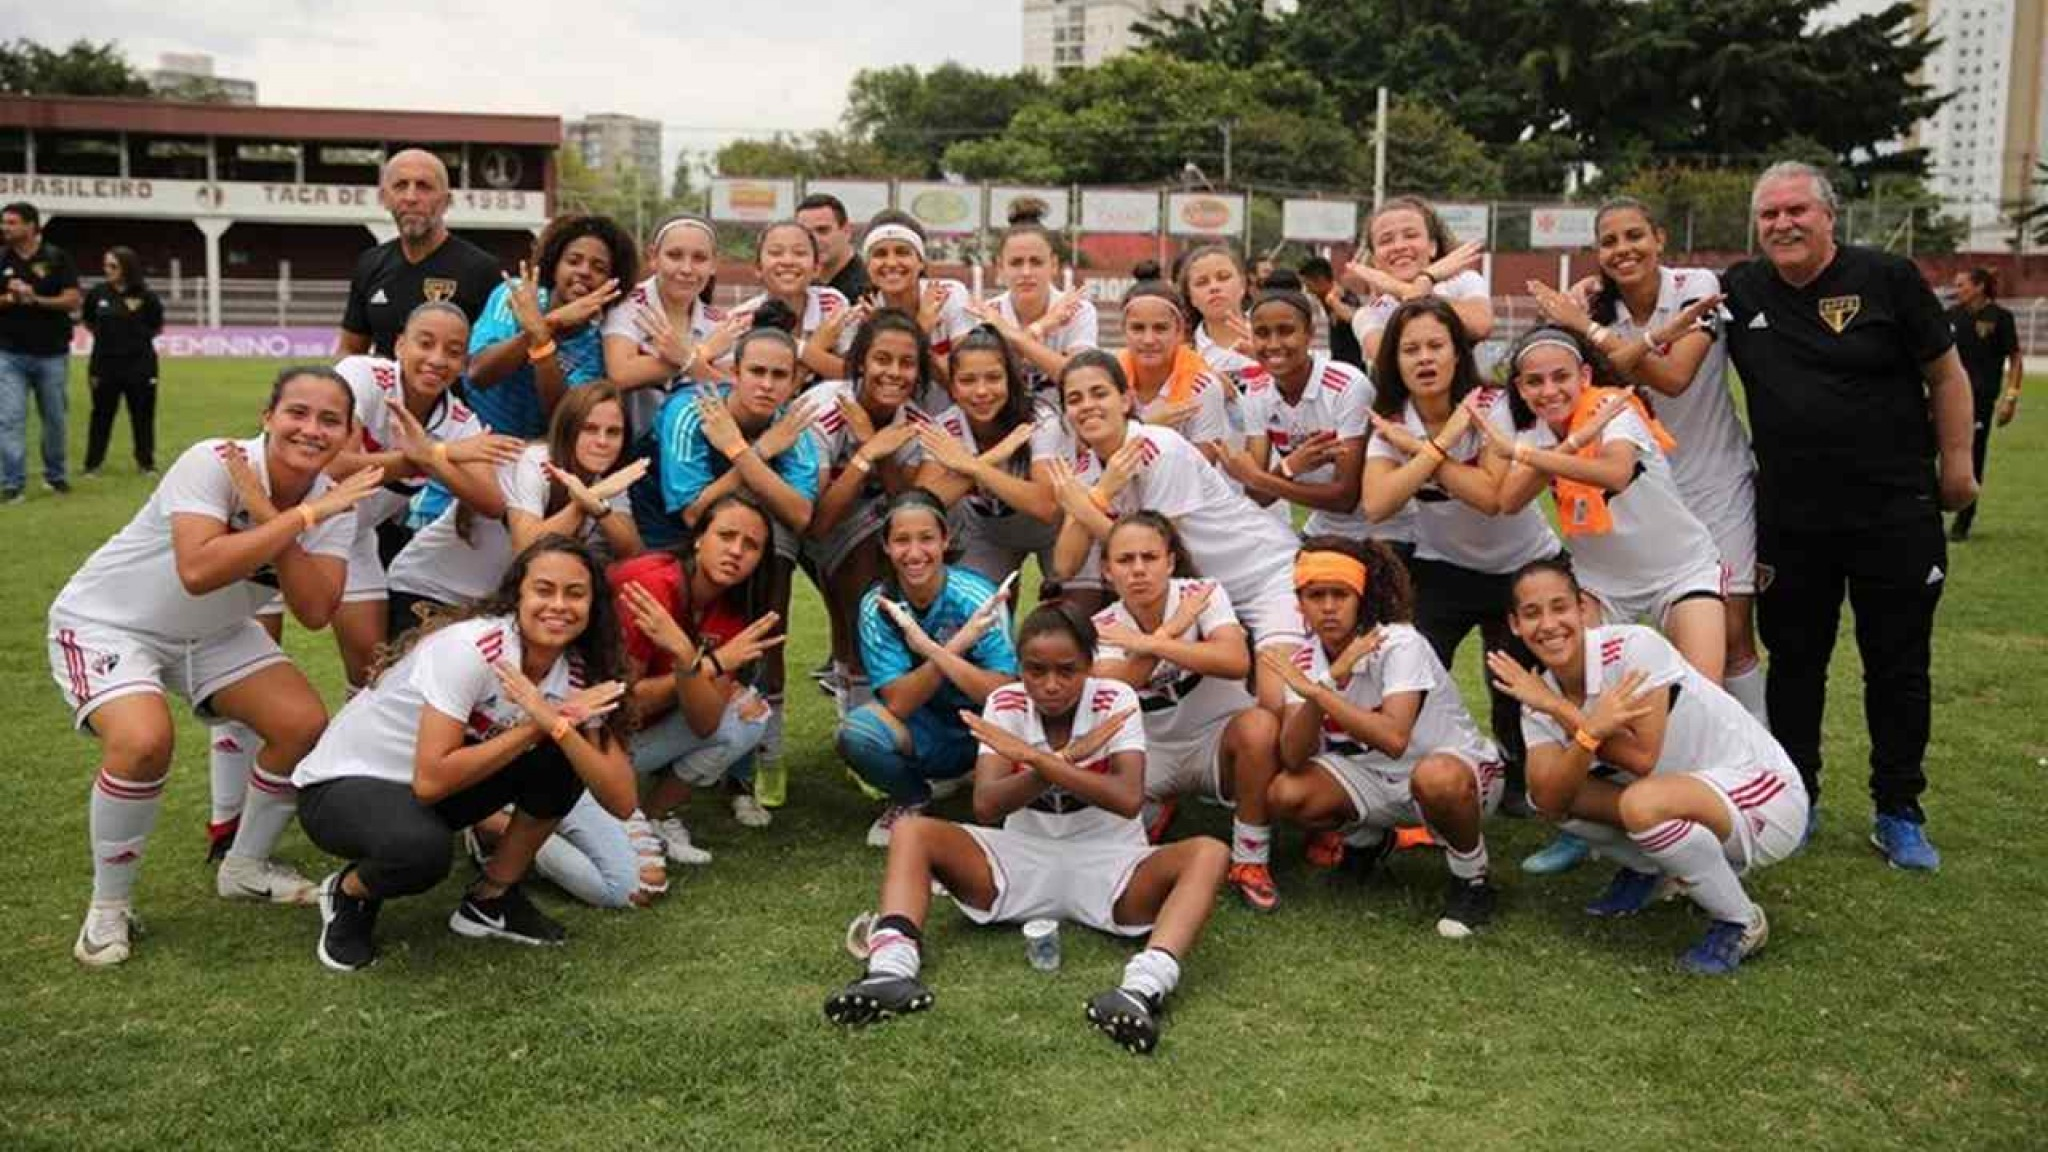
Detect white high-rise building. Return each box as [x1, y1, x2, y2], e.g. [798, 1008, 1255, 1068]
[1021, 1, 1292, 76]
[565, 114, 664, 190]
[1913, 0, 2047, 250]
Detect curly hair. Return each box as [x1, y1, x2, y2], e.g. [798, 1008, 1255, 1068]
[532, 214, 638, 313]
[1295, 534, 1415, 630]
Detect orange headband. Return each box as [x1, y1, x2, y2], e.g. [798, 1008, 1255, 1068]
[1294, 551, 1368, 596]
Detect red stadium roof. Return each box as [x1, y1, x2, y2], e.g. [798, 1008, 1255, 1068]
[0, 94, 560, 146]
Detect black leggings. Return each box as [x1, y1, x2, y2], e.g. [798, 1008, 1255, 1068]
[297, 742, 584, 900]
[1407, 555, 1544, 795]
[84, 363, 156, 472]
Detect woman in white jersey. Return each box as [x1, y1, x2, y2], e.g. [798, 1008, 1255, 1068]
[1343, 196, 1492, 362]
[602, 213, 745, 432]
[911, 327, 1065, 587]
[55, 366, 386, 966]
[1525, 196, 1765, 722]
[1264, 537, 1506, 939]
[1360, 297, 1561, 818]
[1046, 350, 1306, 709]
[386, 381, 646, 630]
[1115, 281, 1234, 460]
[294, 535, 634, 971]
[962, 199, 1097, 400]
[1178, 243, 1269, 399]
[1487, 558, 1807, 975]
[825, 604, 1228, 1056]
[1091, 512, 1283, 912]
[733, 219, 854, 380]
[805, 210, 973, 406]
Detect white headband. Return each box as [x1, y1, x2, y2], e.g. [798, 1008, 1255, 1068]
[652, 216, 716, 249]
[863, 223, 926, 260]
[1512, 332, 1586, 372]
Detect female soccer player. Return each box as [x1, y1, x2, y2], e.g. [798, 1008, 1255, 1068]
[964, 198, 1097, 398]
[294, 535, 634, 971]
[1263, 538, 1506, 938]
[603, 212, 746, 432]
[385, 382, 646, 630]
[1487, 558, 1808, 974]
[835, 490, 1020, 845]
[733, 219, 855, 379]
[54, 366, 385, 966]
[463, 213, 632, 439]
[1179, 243, 1267, 395]
[805, 211, 973, 405]
[826, 604, 1228, 1056]
[911, 328, 1064, 586]
[1116, 282, 1233, 459]
[1525, 196, 1764, 720]
[1045, 351, 1304, 709]
[1344, 196, 1492, 362]
[1091, 512, 1283, 911]
[1477, 326, 1727, 684]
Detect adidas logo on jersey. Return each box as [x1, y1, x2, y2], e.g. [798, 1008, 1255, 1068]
[1747, 313, 1769, 330]
[1926, 565, 1944, 585]
[370, 289, 388, 305]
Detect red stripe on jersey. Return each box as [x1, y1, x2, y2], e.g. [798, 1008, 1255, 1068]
[373, 364, 398, 393]
[1136, 437, 1160, 467]
[1600, 638, 1626, 667]
[1090, 688, 1122, 711]
[59, 629, 89, 701]
[1735, 779, 1786, 809]
[1473, 387, 1503, 413]
[817, 410, 845, 435]
[906, 408, 932, 427]
[450, 403, 474, 424]
[704, 306, 727, 323]
[1290, 645, 1315, 670]
[1269, 429, 1292, 449]
[943, 415, 966, 439]
[1727, 773, 1783, 806]
[361, 430, 385, 453]
[1076, 757, 1111, 775]
[1319, 365, 1350, 394]
[466, 709, 497, 737]
[1090, 608, 1119, 629]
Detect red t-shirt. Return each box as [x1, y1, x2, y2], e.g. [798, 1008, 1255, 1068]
[609, 552, 749, 677]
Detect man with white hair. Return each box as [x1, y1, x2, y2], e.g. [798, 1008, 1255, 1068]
[1718, 160, 1976, 872]
[339, 148, 501, 357]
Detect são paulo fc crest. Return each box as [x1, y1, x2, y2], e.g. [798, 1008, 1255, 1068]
[91, 651, 120, 677]
[422, 277, 458, 303]
[1976, 319, 1995, 341]
[1818, 295, 1860, 335]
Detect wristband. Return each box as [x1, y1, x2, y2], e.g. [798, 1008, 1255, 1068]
[850, 454, 874, 474]
[705, 650, 728, 677]
[1422, 439, 1447, 461]
[1087, 488, 1113, 515]
[1587, 323, 1611, 347]
[1512, 442, 1531, 465]
[1572, 727, 1602, 752]
[297, 504, 319, 532]
[1277, 456, 1297, 479]
[432, 442, 451, 466]
[526, 339, 558, 363]
[550, 716, 573, 742]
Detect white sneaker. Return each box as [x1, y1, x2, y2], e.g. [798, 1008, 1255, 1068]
[217, 855, 318, 905]
[624, 809, 664, 857]
[866, 803, 926, 848]
[650, 816, 713, 865]
[731, 793, 773, 829]
[73, 900, 136, 967]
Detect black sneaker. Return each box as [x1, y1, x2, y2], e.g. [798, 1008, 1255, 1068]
[1085, 987, 1163, 1055]
[825, 973, 934, 1025]
[47, 479, 70, 494]
[449, 883, 566, 945]
[1340, 830, 1397, 880]
[1435, 877, 1497, 939]
[316, 869, 381, 972]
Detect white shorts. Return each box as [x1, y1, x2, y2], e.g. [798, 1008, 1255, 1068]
[341, 527, 388, 603]
[1698, 764, 1808, 872]
[1236, 575, 1308, 652]
[957, 826, 1158, 937]
[1589, 554, 1725, 631]
[1143, 714, 1231, 803]
[48, 612, 289, 729]
[1312, 745, 1505, 831]
[1689, 475, 1758, 597]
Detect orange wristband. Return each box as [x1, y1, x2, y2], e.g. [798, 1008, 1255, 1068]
[432, 442, 451, 466]
[1572, 727, 1601, 752]
[1088, 488, 1112, 515]
[527, 339, 558, 363]
[550, 716, 573, 742]
[297, 504, 318, 532]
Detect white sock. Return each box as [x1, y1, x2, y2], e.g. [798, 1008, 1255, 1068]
[1564, 819, 1659, 874]
[1631, 819, 1754, 924]
[866, 917, 922, 980]
[1725, 662, 1768, 727]
[1444, 836, 1490, 882]
[226, 765, 297, 862]
[90, 770, 166, 902]
[1121, 947, 1181, 1002]
[1230, 819, 1271, 865]
[208, 722, 257, 830]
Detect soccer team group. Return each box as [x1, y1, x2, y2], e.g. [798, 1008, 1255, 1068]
[46, 151, 1966, 1056]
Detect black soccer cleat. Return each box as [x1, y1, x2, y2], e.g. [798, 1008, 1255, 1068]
[1085, 987, 1163, 1055]
[448, 883, 567, 946]
[1436, 877, 1498, 939]
[824, 974, 934, 1026]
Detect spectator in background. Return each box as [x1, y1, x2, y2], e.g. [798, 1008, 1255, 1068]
[797, 193, 869, 303]
[1944, 267, 2023, 542]
[82, 246, 166, 476]
[340, 149, 501, 358]
[0, 201, 81, 504]
[1299, 257, 1364, 371]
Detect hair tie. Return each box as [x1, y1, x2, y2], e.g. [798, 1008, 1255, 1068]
[651, 216, 716, 250]
[1294, 551, 1369, 596]
[1511, 331, 1587, 372]
[863, 223, 927, 260]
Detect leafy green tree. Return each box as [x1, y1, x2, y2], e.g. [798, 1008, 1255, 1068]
[712, 132, 908, 180]
[844, 64, 1048, 178]
[0, 38, 150, 97]
[1381, 99, 1502, 198]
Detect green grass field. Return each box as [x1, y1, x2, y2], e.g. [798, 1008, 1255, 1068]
[2, 359, 2044, 1150]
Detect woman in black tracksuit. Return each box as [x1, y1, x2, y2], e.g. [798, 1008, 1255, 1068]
[82, 246, 165, 475]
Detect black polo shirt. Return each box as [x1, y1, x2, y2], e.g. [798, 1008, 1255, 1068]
[82, 282, 165, 369]
[825, 253, 870, 303]
[341, 232, 500, 357]
[1946, 302, 2018, 412]
[0, 240, 80, 355]
[1721, 245, 1952, 530]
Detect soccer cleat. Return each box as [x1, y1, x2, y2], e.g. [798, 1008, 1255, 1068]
[824, 973, 934, 1026]
[1085, 987, 1163, 1055]
[1520, 831, 1590, 875]
[449, 883, 567, 946]
[1584, 867, 1668, 918]
[1435, 877, 1498, 939]
[205, 816, 239, 863]
[730, 793, 773, 829]
[216, 855, 318, 905]
[1226, 861, 1280, 913]
[73, 900, 137, 968]
[1394, 825, 1438, 851]
[1143, 796, 1180, 844]
[649, 815, 713, 865]
[316, 870, 381, 973]
[1799, 804, 1822, 852]
[1679, 906, 1770, 976]
[1871, 814, 1940, 872]
[1304, 829, 1347, 869]
[866, 803, 926, 848]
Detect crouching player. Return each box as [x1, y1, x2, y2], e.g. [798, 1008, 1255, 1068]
[824, 605, 1228, 1055]
[1487, 557, 1808, 974]
[1263, 538, 1506, 939]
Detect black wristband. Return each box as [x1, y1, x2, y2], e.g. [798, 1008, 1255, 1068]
[706, 650, 727, 677]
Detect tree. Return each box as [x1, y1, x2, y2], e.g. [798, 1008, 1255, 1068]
[1130, 0, 1280, 70]
[712, 131, 908, 180]
[0, 38, 150, 97]
[843, 63, 1048, 178]
[1381, 99, 1502, 199]
[2015, 161, 2048, 248]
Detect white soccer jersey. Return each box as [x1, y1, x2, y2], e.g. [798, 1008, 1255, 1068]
[1518, 406, 1719, 606]
[1288, 623, 1496, 777]
[1604, 266, 1754, 503]
[1238, 353, 1396, 540]
[931, 401, 1064, 544]
[1365, 387, 1559, 573]
[1092, 579, 1256, 747]
[993, 290, 1099, 398]
[1350, 269, 1489, 341]
[977, 677, 1148, 843]
[292, 614, 583, 790]
[801, 379, 931, 490]
[52, 435, 355, 640]
[1520, 625, 1799, 785]
[600, 275, 725, 432]
[334, 354, 489, 531]
[734, 285, 853, 345]
[386, 443, 631, 607]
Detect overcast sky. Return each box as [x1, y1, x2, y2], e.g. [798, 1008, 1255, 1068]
[16, 1, 1026, 171]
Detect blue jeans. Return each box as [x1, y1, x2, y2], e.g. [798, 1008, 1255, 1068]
[835, 703, 978, 804]
[536, 791, 641, 909]
[630, 696, 769, 787]
[0, 350, 69, 491]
